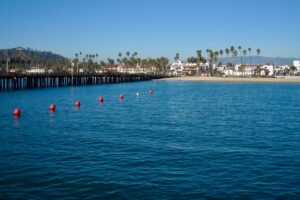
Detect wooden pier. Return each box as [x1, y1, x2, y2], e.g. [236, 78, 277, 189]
[0, 73, 167, 91]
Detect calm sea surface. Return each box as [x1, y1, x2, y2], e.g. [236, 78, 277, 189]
[0, 81, 300, 199]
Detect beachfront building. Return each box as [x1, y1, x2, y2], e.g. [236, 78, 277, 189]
[116, 64, 156, 74]
[244, 65, 257, 76]
[261, 65, 274, 76]
[26, 67, 46, 74]
[182, 63, 198, 76]
[102, 65, 118, 73]
[169, 60, 199, 76]
[169, 60, 184, 76]
[222, 64, 275, 77]
[293, 60, 300, 71]
[273, 65, 290, 76]
[117, 65, 139, 74]
[223, 64, 256, 77]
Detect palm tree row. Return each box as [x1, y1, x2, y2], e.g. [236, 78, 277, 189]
[71, 51, 169, 74]
[185, 46, 261, 76]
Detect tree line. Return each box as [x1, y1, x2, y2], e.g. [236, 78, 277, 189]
[178, 46, 262, 76]
[0, 46, 265, 75]
[72, 51, 169, 74]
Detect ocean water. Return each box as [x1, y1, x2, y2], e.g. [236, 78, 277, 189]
[0, 81, 300, 199]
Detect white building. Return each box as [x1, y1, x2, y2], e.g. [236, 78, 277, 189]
[26, 68, 45, 74]
[222, 64, 275, 77]
[261, 65, 274, 76]
[117, 64, 155, 74]
[169, 60, 199, 76]
[223, 64, 256, 77]
[170, 60, 184, 76]
[274, 65, 290, 76]
[293, 60, 300, 71]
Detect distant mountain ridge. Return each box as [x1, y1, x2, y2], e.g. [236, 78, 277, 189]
[218, 56, 298, 66]
[0, 47, 67, 63]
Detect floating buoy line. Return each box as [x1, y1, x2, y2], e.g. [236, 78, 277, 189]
[11, 90, 154, 117]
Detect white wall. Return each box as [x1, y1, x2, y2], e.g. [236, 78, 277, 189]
[293, 60, 300, 71]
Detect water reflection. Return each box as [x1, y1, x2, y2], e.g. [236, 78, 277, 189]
[13, 116, 20, 128]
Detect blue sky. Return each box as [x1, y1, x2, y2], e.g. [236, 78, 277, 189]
[1, 0, 300, 60]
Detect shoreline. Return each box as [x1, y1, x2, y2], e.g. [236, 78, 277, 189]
[160, 76, 300, 83]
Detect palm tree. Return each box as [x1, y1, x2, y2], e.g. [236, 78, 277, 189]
[233, 50, 238, 76]
[256, 48, 261, 65]
[118, 52, 122, 64]
[206, 49, 211, 64]
[290, 66, 297, 76]
[219, 49, 223, 65]
[230, 46, 235, 65]
[225, 48, 230, 75]
[242, 49, 247, 65]
[73, 58, 79, 73]
[95, 53, 99, 63]
[75, 53, 79, 73]
[209, 51, 214, 75]
[255, 65, 261, 77]
[238, 46, 242, 64]
[126, 51, 130, 58]
[107, 58, 114, 66]
[213, 51, 219, 76]
[122, 57, 128, 65]
[196, 50, 202, 75]
[248, 48, 252, 64]
[100, 60, 105, 67]
[174, 53, 180, 61]
[225, 48, 229, 62]
[196, 50, 202, 63]
[238, 65, 245, 77]
[241, 64, 246, 77]
[213, 51, 219, 66]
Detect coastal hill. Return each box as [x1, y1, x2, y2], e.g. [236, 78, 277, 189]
[0, 47, 67, 64]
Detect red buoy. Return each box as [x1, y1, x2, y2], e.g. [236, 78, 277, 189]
[119, 94, 124, 100]
[149, 89, 153, 95]
[49, 104, 56, 112]
[99, 96, 104, 103]
[75, 101, 80, 107]
[13, 108, 21, 116]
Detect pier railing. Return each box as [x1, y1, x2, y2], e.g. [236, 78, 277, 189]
[0, 72, 168, 91]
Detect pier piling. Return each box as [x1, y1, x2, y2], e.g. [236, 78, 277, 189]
[0, 73, 166, 91]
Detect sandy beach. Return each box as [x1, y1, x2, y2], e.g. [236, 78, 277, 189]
[161, 76, 300, 83]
